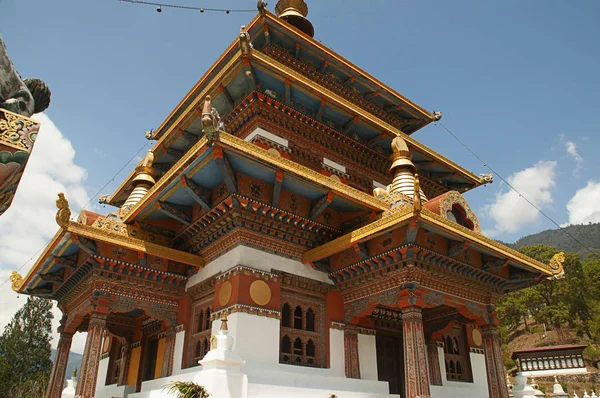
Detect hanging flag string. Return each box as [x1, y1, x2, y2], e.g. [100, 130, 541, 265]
[119, 0, 256, 13]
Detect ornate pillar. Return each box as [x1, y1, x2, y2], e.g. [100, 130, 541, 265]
[482, 325, 509, 398]
[160, 327, 177, 377]
[76, 313, 107, 398]
[427, 340, 443, 386]
[46, 332, 73, 398]
[117, 340, 130, 386]
[344, 326, 360, 379]
[401, 306, 431, 398]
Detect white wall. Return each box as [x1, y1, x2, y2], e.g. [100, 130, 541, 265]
[94, 357, 109, 397]
[187, 246, 333, 290]
[329, 328, 345, 377]
[357, 334, 378, 381]
[430, 347, 488, 398]
[212, 313, 280, 370]
[172, 330, 185, 375]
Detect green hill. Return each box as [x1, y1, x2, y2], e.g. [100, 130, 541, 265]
[512, 223, 600, 259]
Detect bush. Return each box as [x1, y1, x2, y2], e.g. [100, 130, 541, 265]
[165, 381, 210, 398]
[504, 358, 516, 370]
[583, 345, 600, 363]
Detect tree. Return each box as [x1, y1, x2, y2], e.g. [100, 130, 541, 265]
[0, 296, 54, 397]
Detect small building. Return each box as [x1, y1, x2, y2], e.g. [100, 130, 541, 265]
[512, 345, 587, 377]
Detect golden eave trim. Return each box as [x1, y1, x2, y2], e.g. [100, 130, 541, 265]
[108, 47, 248, 206]
[218, 133, 390, 211]
[125, 132, 389, 223]
[252, 50, 481, 186]
[263, 13, 433, 121]
[303, 206, 553, 276]
[66, 222, 205, 267]
[302, 206, 414, 264]
[418, 209, 552, 276]
[17, 229, 66, 293]
[124, 136, 209, 222]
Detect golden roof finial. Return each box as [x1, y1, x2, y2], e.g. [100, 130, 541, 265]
[56, 193, 71, 229]
[73, 367, 78, 378]
[220, 313, 228, 331]
[275, 0, 314, 37]
[10, 271, 24, 292]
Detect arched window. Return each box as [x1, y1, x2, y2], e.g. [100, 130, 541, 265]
[453, 337, 460, 354]
[197, 311, 204, 333]
[306, 308, 315, 332]
[294, 306, 303, 329]
[293, 337, 303, 356]
[449, 360, 455, 374]
[282, 303, 292, 328]
[205, 308, 212, 331]
[203, 339, 209, 356]
[445, 336, 452, 353]
[281, 335, 291, 354]
[306, 339, 315, 357]
[456, 361, 462, 375]
[195, 341, 202, 358]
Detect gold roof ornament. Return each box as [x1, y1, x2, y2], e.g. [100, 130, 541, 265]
[389, 134, 416, 175]
[275, 0, 314, 37]
[220, 313, 229, 331]
[549, 252, 566, 279]
[10, 271, 23, 292]
[55, 193, 71, 229]
[413, 174, 422, 214]
[132, 150, 156, 186]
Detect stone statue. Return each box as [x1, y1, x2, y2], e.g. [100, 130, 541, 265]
[201, 96, 223, 146]
[257, 0, 268, 15]
[239, 26, 253, 57]
[0, 36, 50, 117]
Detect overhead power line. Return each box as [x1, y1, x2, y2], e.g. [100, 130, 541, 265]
[436, 121, 597, 257]
[119, 0, 256, 13]
[0, 140, 151, 291]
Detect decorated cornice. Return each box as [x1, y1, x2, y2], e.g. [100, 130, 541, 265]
[261, 13, 433, 122]
[263, 43, 412, 131]
[251, 50, 482, 188]
[0, 108, 39, 151]
[212, 304, 281, 320]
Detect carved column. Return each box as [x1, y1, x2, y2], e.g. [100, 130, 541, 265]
[117, 339, 130, 386]
[46, 332, 73, 398]
[401, 306, 431, 398]
[76, 313, 107, 398]
[482, 325, 509, 398]
[344, 326, 360, 379]
[427, 341, 443, 386]
[160, 328, 177, 377]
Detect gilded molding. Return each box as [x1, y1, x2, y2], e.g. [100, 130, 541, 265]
[302, 204, 413, 264]
[212, 304, 281, 320]
[0, 108, 39, 151]
[218, 133, 390, 211]
[437, 191, 481, 233]
[123, 136, 209, 221]
[419, 208, 553, 275]
[67, 221, 204, 267]
[252, 50, 481, 187]
[262, 13, 433, 121]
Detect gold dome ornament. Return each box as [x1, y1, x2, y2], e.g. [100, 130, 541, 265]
[275, 0, 314, 37]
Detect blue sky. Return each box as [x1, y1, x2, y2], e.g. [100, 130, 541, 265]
[0, 0, 599, 350]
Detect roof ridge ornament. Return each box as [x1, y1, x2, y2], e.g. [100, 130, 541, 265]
[10, 271, 23, 292]
[56, 193, 71, 229]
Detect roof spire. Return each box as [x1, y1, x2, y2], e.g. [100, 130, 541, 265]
[275, 0, 314, 37]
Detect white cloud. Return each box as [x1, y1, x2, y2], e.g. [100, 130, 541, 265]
[483, 160, 557, 236]
[0, 114, 88, 353]
[566, 141, 583, 173]
[566, 181, 600, 225]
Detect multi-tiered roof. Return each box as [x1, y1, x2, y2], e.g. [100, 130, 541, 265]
[13, 1, 561, 305]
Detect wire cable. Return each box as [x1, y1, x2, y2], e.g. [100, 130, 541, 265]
[119, 0, 256, 13]
[0, 140, 151, 290]
[436, 121, 598, 257]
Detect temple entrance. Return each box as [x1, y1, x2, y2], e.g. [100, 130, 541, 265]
[376, 330, 405, 397]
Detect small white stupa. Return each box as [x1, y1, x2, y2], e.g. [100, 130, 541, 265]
[61, 368, 77, 398]
[195, 314, 248, 398]
[584, 391, 591, 398]
[550, 376, 568, 398]
[512, 374, 539, 398]
[591, 391, 597, 398]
